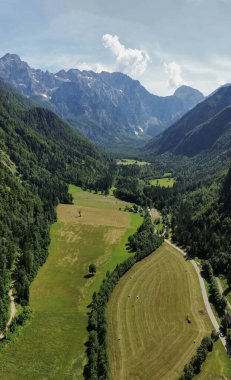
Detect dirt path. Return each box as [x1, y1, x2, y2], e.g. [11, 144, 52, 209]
[0, 286, 16, 340]
[165, 240, 231, 357]
[150, 208, 161, 221]
[216, 277, 231, 311]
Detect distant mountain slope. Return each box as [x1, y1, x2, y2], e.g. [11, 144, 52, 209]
[0, 80, 110, 190]
[146, 85, 231, 158]
[0, 53, 204, 146]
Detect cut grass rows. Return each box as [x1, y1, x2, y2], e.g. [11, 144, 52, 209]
[0, 185, 229, 380]
[107, 242, 231, 380]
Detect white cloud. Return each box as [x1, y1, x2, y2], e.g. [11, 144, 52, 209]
[102, 34, 150, 76]
[76, 62, 111, 73]
[164, 61, 187, 89]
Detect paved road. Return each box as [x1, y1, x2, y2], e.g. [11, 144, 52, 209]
[165, 239, 231, 357]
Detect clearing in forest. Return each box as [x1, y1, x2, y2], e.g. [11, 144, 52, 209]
[116, 158, 150, 166]
[150, 177, 175, 187]
[107, 242, 214, 380]
[0, 186, 142, 380]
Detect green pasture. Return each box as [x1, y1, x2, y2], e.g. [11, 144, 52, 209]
[150, 177, 175, 187]
[0, 186, 142, 380]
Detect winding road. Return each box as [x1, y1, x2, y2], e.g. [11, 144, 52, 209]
[165, 239, 231, 357]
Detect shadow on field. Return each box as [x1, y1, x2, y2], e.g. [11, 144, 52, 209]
[84, 273, 94, 279]
[223, 286, 231, 297]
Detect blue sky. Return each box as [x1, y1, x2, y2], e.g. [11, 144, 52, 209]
[0, 0, 231, 95]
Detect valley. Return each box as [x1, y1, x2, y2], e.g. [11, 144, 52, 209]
[0, 186, 142, 379]
[0, 21, 231, 379]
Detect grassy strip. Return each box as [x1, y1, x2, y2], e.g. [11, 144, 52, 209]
[0, 307, 32, 349]
[116, 159, 150, 166]
[201, 262, 227, 319]
[196, 338, 231, 379]
[179, 332, 219, 380]
[219, 276, 231, 307]
[84, 214, 163, 379]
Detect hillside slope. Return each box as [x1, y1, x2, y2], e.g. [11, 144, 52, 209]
[146, 85, 231, 158]
[0, 82, 111, 333]
[172, 163, 231, 285]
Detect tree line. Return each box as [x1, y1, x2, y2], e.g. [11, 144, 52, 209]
[84, 214, 163, 379]
[0, 83, 111, 334]
[202, 261, 227, 317]
[179, 331, 219, 380]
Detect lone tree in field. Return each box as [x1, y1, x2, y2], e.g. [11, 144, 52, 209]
[89, 264, 96, 276]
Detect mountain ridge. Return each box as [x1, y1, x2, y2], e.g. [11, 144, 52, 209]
[145, 84, 231, 159]
[0, 53, 204, 147]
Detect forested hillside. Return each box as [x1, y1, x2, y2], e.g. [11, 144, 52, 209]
[113, 158, 231, 290]
[171, 166, 231, 287]
[146, 85, 231, 160]
[0, 82, 111, 333]
[138, 83, 231, 288]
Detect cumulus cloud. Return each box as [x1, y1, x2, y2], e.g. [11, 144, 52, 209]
[77, 62, 111, 73]
[164, 61, 187, 89]
[102, 34, 150, 76]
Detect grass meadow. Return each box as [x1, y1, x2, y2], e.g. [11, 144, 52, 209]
[196, 339, 231, 380]
[0, 186, 142, 380]
[150, 177, 175, 187]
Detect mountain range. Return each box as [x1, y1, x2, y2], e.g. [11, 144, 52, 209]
[0, 53, 204, 147]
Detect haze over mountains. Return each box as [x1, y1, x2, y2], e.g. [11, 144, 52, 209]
[0, 53, 204, 147]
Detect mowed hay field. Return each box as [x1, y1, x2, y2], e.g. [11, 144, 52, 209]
[107, 242, 213, 380]
[0, 186, 142, 380]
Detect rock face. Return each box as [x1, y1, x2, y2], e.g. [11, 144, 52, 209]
[0, 53, 204, 146]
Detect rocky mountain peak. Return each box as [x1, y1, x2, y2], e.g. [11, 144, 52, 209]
[0, 53, 205, 147]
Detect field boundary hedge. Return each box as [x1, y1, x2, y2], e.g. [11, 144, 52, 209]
[83, 213, 163, 380]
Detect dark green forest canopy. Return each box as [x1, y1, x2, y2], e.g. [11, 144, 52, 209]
[0, 82, 112, 331]
[171, 169, 231, 287]
[113, 154, 231, 287]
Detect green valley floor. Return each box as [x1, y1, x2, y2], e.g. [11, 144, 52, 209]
[0, 186, 142, 380]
